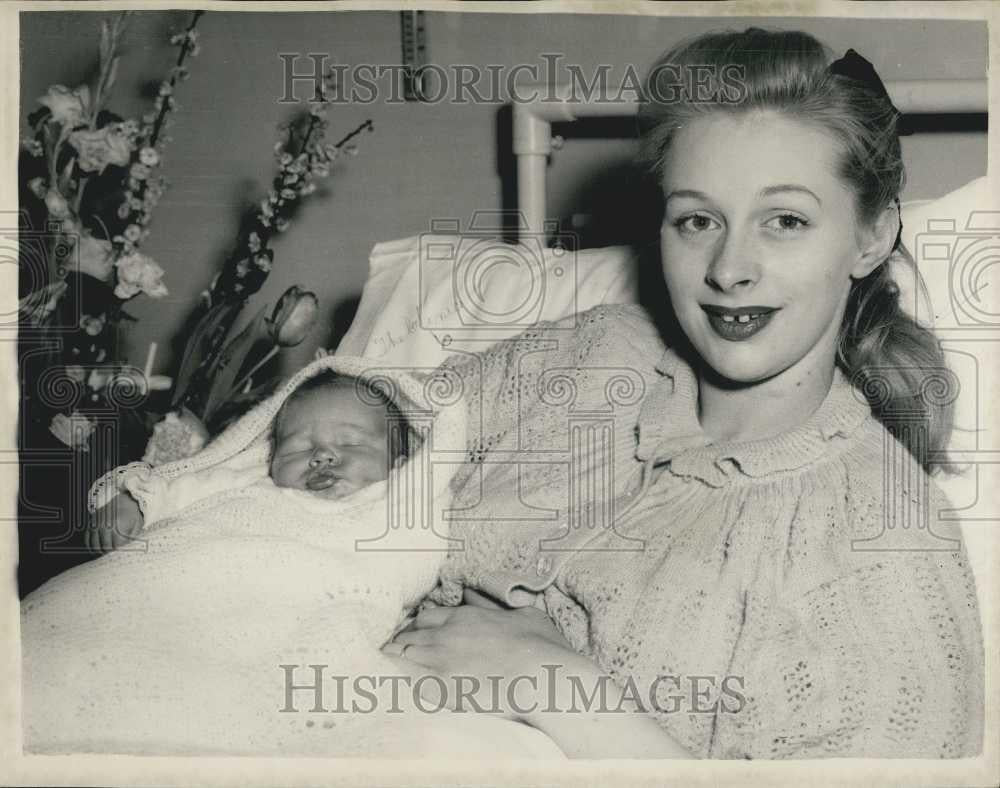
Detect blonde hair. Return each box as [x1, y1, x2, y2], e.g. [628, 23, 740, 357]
[637, 27, 954, 473]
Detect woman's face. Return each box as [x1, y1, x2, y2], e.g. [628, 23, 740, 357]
[659, 110, 878, 387]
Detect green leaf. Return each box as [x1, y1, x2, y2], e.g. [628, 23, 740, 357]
[105, 56, 120, 97]
[99, 20, 111, 69]
[201, 305, 269, 423]
[170, 300, 242, 408]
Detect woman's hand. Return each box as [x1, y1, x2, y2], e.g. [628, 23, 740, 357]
[383, 588, 592, 721]
[383, 588, 690, 758]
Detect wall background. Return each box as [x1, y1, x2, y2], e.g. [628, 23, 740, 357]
[19, 10, 989, 377]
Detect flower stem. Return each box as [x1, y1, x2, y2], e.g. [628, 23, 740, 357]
[228, 345, 278, 401]
[90, 11, 130, 128]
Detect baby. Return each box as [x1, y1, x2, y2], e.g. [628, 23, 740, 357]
[89, 371, 411, 551]
[269, 370, 410, 500]
[27, 357, 549, 757]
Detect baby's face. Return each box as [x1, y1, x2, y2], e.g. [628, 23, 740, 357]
[270, 386, 392, 499]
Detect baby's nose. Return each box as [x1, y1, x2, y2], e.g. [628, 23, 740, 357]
[308, 447, 340, 467]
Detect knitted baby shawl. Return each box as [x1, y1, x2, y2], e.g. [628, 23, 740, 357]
[21, 355, 540, 757]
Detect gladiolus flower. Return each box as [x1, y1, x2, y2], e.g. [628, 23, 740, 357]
[76, 233, 115, 281]
[68, 124, 133, 174]
[114, 252, 168, 299]
[37, 84, 90, 127]
[44, 189, 71, 219]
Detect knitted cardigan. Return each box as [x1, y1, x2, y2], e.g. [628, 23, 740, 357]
[429, 303, 984, 759]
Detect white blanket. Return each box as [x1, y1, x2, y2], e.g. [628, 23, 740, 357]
[20, 355, 563, 758]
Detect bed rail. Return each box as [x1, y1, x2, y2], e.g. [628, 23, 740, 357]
[512, 79, 989, 239]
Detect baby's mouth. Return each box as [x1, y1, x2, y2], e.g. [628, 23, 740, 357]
[305, 468, 339, 491]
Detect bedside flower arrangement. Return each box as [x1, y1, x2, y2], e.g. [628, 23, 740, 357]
[18, 10, 202, 466]
[19, 10, 374, 473]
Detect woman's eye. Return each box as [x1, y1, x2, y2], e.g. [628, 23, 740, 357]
[765, 213, 810, 233]
[672, 213, 720, 236]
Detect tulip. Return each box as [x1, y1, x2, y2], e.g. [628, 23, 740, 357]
[266, 285, 318, 347]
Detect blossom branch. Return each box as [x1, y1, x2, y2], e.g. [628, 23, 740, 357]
[150, 10, 204, 147]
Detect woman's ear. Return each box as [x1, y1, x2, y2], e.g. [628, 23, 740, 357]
[852, 203, 900, 279]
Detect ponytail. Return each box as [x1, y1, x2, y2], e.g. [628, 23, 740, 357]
[837, 251, 957, 473]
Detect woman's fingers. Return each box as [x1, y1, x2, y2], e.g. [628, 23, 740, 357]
[381, 640, 439, 668]
[392, 627, 441, 648]
[462, 587, 504, 609]
[413, 605, 454, 629]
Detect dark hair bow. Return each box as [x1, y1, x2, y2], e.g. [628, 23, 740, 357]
[829, 49, 892, 102]
[829, 48, 910, 134]
[830, 48, 906, 250]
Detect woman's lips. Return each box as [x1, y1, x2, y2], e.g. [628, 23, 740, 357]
[701, 304, 778, 341]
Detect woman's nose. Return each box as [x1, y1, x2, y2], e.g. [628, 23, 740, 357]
[308, 447, 340, 468]
[705, 233, 760, 292]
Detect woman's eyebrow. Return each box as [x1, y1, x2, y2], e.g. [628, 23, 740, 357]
[758, 184, 822, 205]
[664, 188, 712, 203]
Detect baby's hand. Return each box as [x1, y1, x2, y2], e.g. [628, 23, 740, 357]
[86, 492, 144, 554]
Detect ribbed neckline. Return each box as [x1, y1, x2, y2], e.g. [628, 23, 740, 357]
[635, 349, 872, 487]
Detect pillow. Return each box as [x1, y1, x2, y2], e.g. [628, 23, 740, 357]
[896, 176, 995, 582]
[336, 233, 637, 368]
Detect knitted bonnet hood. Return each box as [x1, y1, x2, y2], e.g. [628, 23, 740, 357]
[90, 354, 468, 519]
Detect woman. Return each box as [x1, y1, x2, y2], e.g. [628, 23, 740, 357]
[384, 28, 984, 759]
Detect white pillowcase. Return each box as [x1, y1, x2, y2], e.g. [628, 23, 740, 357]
[894, 177, 995, 583]
[336, 233, 637, 367]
